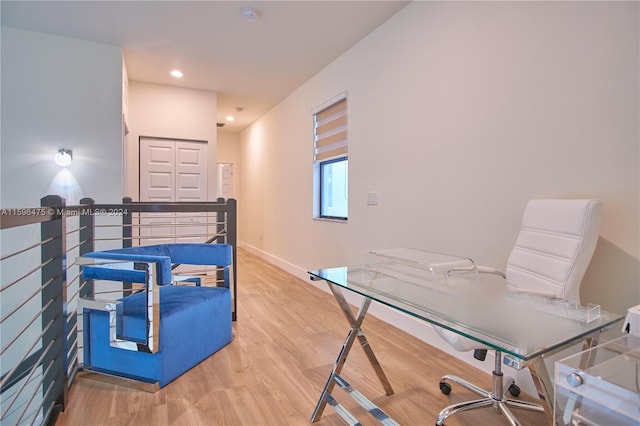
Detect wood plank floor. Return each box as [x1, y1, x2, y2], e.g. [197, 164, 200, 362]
[56, 248, 546, 426]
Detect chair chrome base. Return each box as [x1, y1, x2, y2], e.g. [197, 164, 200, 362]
[436, 351, 544, 426]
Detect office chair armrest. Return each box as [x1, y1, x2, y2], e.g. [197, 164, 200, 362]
[477, 265, 506, 279]
[508, 287, 557, 299]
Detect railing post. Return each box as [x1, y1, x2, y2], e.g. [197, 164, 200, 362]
[216, 197, 225, 245]
[122, 197, 133, 296]
[63, 198, 96, 382]
[227, 199, 237, 321]
[122, 197, 133, 249]
[79, 198, 95, 299]
[40, 195, 67, 421]
[215, 197, 226, 287]
[214, 198, 237, 320]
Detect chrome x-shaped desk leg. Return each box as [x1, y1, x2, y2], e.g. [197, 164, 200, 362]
[311, 283, 395, 423]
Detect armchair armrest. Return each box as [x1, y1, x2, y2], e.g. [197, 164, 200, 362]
[78, 255, 163, 354]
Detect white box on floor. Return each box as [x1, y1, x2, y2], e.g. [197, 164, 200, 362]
[554, 332, 640, 425]
[622, 304, 640, 333]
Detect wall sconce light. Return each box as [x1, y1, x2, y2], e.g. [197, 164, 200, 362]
[54, 149, 73, 167]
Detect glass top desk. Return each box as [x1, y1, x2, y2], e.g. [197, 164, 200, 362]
[308, 248, 623, 425]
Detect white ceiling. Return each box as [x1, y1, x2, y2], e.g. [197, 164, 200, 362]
[1, 1, 408, 133]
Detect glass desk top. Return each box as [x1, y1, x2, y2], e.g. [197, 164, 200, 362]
[309, 248, 623, 362]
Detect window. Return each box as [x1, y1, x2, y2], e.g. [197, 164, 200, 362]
[313, 95, 348, 220]
[320, 157, 348, 219]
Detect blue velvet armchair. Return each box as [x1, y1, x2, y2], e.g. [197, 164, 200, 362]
[78, 243, 233, 389]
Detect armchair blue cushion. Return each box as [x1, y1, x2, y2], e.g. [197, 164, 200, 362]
[80, 243, 233, 388]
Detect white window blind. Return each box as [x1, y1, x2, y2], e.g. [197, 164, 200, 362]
[314, 98, 347, 162]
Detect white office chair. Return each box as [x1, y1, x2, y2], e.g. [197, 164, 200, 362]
[435, 199, 603, 426]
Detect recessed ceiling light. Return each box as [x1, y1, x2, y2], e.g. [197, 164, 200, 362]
[170, 70, 184, 78]
[240, 7, 259, 21]
[226, 116, 235, 122]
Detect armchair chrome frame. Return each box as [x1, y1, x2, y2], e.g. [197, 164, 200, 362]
[77, 258, 161, 355]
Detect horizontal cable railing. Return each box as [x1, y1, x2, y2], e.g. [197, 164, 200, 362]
[1, 196, 236, 425]
[1, 196, 67, 426]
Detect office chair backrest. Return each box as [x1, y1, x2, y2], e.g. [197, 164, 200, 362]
[505, 199, 602, 303]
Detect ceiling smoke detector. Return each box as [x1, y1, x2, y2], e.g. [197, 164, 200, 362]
[240, 7, 259, 21]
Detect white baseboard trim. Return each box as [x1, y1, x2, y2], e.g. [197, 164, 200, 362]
[238, 242, 537, 396]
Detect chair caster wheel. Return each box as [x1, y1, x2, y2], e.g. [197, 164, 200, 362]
[508, 383, 521, 397]
[439, 381, 452, 395]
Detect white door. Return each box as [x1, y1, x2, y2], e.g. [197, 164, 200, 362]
[175, 141, 207, 243]
[140, 138, 208, 245]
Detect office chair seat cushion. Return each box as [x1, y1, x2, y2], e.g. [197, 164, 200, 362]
[83, 285, 232, 387]
[435, 328, 482, 352]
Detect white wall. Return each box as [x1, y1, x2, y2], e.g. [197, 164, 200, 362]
[126, 81, 218, 201]
[240, 1, 639, 314]
[1, 26, 124, 207]
[0, 27, 124, 422]
[217, 132, 241, 167]
[238, 1, 639, 388]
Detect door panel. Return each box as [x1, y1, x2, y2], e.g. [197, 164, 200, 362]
[141, 140, 175, 201]
[176, 141, 207, 202]
[175, 141, 208, 244]
[140, 138, 208, 246]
